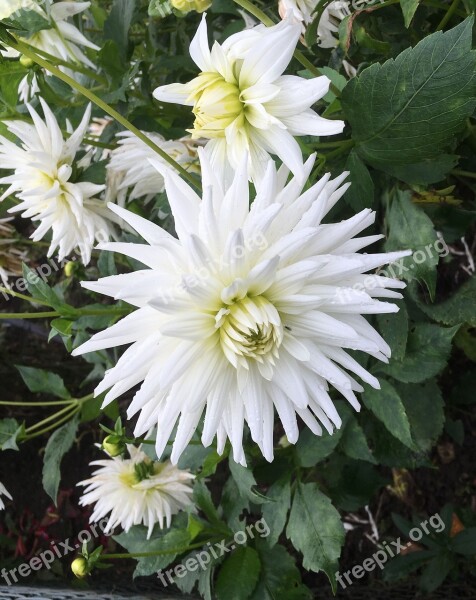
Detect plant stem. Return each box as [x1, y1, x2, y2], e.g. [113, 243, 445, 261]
[0, 287, 51, 306]
[25, 403, 78, 434]
[314, 139, 353, 149]
[451, 169, 476, 180]
[100, 538, 223, 560]
[0, 311, 59, 319]
[232, 0, 341, 97]
[8, 36, 201, 191]
[0, 400, 76, 407]
[436, 0, 462, 30]
[24, 405, 80, 439]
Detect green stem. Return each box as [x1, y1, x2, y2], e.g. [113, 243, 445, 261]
[0, 400, 76, 407]
[25, 403, 78, 434]
[451, 169, 476, 180]
[0, 286, 51, 306]
[100, 538, 223, 560]
[8, 37, 201, 191]
[24, 405, 80, 439]
[0, 311, 59, 319]
[436, 0, 462, 30]
[19, 41, 108, 85]
[232, 0, 341, 97]
[314, 139, 353, 149]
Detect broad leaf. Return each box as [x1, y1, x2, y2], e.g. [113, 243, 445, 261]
[42, 416, 79, 504]
[0, 418, 24, 451]
[261, 477, 291, 547]
[16, 366, 70, 399]
[215, 546, 261, 600]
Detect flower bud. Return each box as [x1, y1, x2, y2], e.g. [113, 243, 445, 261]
[64, 261, 76, 277]
[171, 0, 212, 14]
[71, 557, 89, 579]
[102, 435, 125, 457]
[19, 55, 35, 68]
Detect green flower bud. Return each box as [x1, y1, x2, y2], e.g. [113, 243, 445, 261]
[171, 0, 212, 14]
[71, 557, 89, 579]
[19, 55, 35, 68]
[102, 435, 125, 457]
[64, 261, 76, 277]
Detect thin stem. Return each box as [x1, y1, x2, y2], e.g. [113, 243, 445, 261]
[0, 311, 59, 319]
[451, 169, 476, 180]
[24, 405, 80, 439]
[19, 41, 108, 85]
[314, 139, 353, 149]
[232, 0, 341, 97]
[0, 400, 76, 407]
[8, 37, 201, 191]
[0, 287, 51, 306]
[25, 403, 78, 434]
[100, 538, 223, 560]
[436, 0, 462, 30]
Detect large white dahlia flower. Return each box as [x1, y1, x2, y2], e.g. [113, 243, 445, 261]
[73, 151, 410, 465]
[0, 99, 119, 264]
[153, 16, 344, 185]
[78, 445, 195, 538]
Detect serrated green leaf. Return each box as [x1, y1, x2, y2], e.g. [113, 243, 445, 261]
[342, 18, 476, 168]
[16, 366, 70, 399]
[104, 0, 136, 61]
[400, 0, 420, 27]
[412, 276, 476, 327]
[378, 324, 459, 383]
[294, 425, 343, 468]
[261, 477, 291, 547]
[344, 149, 375, 211]
[229, 460, 269, 504]
[339, 416, 377, 463]
[42, 416, 79, 504]
[0, 418, 24, 451]
[216, 546, 261, 600]
[363, 379, 413, 447]
[10, 8, 52, 37]
[385, 190, 439, 297]
[377, 301, 408, 362]
[286, 483, 344, 590]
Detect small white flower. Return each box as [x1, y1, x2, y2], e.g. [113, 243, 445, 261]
[153, 16, 344, 185]
[107, 131, 200, 202]
[78, 446, 195, 538]
[317, 1, 351, 49]
[0, 98, 119, 264]
[73, 151, 410, 465]
[1, 1, 99, 101]
[0, 481, 12, 510]
[278, 0, 319, 26]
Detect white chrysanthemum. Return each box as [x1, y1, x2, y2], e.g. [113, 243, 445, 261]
[317, 1, 351, 48]
[78, 446, 195, 538]
[278, 0, 318, 26]
[107, 131, 200, 202]
[0, 98, 119, 264]
[0, 481, 12, 510]
[153, 16, 344, 185]
[73, 151, 410, 465]
[1, 1, 99, 101]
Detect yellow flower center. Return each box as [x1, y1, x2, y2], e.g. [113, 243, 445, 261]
[189, 72, 244, 139]
[215, 295, 283, 368]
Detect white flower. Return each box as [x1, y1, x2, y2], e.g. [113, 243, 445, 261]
[317, 1, 351, 49]
[107, 131, 200, 202]
[0, 481, 12, 510]
[73, 151, 410, 465]
[78, 446, 195, 538]
[278, 0, 351, 50]
[0, 98, 119, 264]
[1, 1, 99, 101]
[278, 0, 319, 26]
[153, 16, 344, 185]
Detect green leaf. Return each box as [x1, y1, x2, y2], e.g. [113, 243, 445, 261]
[339, 416, 377, 464]
[10, 8, 52, 37]
[286, 483, 345, 590]
[451, 528, 476, 555]
[377, 301, 408, 361]
[362, 380, 413, 447]
[250, 541, 311, 600]
[400, 0, 420, 27]
[16, 366, 70, 399]
[0, 418, 24, 451]
[342, 18, 476, 169]
[377, 154, 459, 185]
[193, 479, 224, 528]
[384, 190, 439, 296]
[412, 276, 476, 327]
[21, 264, 66, 311]
[104, 0, 136, 61]
[378, 324, 459, 383]
[114, 526, 191, 577]
[344, 149, 375, 211]
[148, 0, 173, 17]
[229, 460, 269, 504]
[261, 478, 291, 547]
[398, 380, 444, 452]
[215, 546, 261, 600]
[42, 416, 79, 504]
[294, 425, 343, 468]
[419, 553, 454, 593]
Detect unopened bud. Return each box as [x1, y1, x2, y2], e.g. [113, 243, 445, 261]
[102, 435, 125, 457]
[171, 0, 212, 14]
[19, 55, 34, 68]
[71, 557, 89, 579]
[64, 261, 76, 277]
